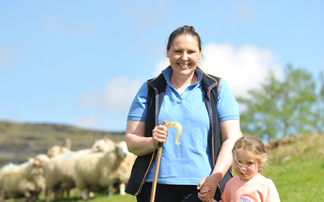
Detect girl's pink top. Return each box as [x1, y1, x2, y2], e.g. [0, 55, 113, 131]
[219, 174, 280, 202]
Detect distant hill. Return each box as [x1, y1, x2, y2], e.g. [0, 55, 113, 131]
[0, 121, 125, 167]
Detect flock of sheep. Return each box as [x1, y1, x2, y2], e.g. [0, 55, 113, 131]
[0, 138, 137, 202]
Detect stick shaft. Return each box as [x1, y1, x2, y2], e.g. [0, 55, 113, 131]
[150, 146, 163, 202]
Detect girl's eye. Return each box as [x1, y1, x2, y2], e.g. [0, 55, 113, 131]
[248, 162, 254, 165]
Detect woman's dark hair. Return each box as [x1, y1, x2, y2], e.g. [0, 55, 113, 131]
[166, 25, 202, 51]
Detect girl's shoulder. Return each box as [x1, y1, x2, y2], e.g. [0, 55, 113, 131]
[228, 175, 241, 184]
[254, 174, 277, 188]
[258, 174, 274, 182]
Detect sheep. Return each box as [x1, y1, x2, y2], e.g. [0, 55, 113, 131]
[45, 151, 82, 202]
[44, 138, 115, 202]
[0, 163, 17, 181]
[47, 137, 115, 158]
[92, 138, 116, 153]
[113, 149, 136, 196]
[74, 141, 135, 200]
[0, 163, 18, 200]
[47, 145, 71, 158]
[0, 154, 49, 202]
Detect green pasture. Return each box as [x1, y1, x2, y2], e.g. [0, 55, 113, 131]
[4, 133, 324, 202]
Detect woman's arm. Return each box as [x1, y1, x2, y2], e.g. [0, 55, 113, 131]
[125, 120, 169, 156]
[211, 119, 240, 181]
[198, 119, 240, 201]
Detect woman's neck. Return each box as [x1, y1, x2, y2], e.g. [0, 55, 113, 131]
[170, 72, 197, 95]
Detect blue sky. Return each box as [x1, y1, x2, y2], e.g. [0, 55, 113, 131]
[0, 0, 323, 132]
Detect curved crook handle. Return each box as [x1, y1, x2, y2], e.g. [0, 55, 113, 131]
[164, 122, 182, 145]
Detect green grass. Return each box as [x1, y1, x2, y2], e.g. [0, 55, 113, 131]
[264, 133, 324, 202]
[80, 193, 136, 202]
[2, 124, 323, 202]
[52, 191, 137, 202]
[264, 159, 324, 202]
[3, 189, 137, 202]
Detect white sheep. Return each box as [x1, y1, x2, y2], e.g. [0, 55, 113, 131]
[0, 163, 17, 181]
[45, 151, 82, 202]
[44, 138, 115, 202]
[92, 138, 116, 153]
[47, 145, 71, 158]
[47, 137, 114, 158]
[0, 163, 18, 200]
[74, 141, 135, 200]
[112, 150, 136, 196]
[0, 154, 49, 202]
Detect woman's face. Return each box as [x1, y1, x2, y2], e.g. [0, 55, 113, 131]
[233, 150, 261, 182]
[167, 34, 202, 78]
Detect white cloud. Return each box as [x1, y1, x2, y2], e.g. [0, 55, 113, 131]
[155, 57, 170, 75]
[76, 77, 142, 130]
[155, 43, 283, 98]
[78, 91, 100, 110]
[78, 76, 143, 114]
[101, 77, 143, 113]
[74, 115, 100, 130]
[202, 43, 282, 98]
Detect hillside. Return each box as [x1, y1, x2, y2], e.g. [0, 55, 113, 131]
[0, 120, 323, 201]
[264, 132, 324, 201]
[0, 121, 125, 167]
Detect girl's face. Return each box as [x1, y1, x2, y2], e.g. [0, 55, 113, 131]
[233, 150, 261, 182]
[167, 34, 202, 78]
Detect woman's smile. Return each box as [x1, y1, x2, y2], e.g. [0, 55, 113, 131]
[167, 34, 202, 77]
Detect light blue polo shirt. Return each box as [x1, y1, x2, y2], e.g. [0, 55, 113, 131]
[127, 68, 239, 185]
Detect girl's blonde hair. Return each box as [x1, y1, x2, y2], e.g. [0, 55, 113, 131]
[232, 135, 267, 173]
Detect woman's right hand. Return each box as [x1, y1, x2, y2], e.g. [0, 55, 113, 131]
[125, 120, 169, 156]
[152, 120, 168, 147]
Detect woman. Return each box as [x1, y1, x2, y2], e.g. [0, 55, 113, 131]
[125, 25, 240, 202]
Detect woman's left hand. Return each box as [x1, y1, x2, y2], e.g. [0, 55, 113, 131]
[197, 176, 217, 202]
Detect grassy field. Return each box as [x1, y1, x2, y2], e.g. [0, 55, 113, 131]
[263, 132, 324, 202]
[3, 132, 324, 202]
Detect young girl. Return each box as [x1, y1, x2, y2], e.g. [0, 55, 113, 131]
[199, 135, 280, 202]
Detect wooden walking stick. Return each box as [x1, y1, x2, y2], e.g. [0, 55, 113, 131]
[150, 122, 182, 202]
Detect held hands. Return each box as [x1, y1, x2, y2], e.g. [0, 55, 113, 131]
[197, 176, 218, 202]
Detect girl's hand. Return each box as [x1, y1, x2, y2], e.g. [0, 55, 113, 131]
[197, 177, 217, 202]
[198, 183, 216, 202]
